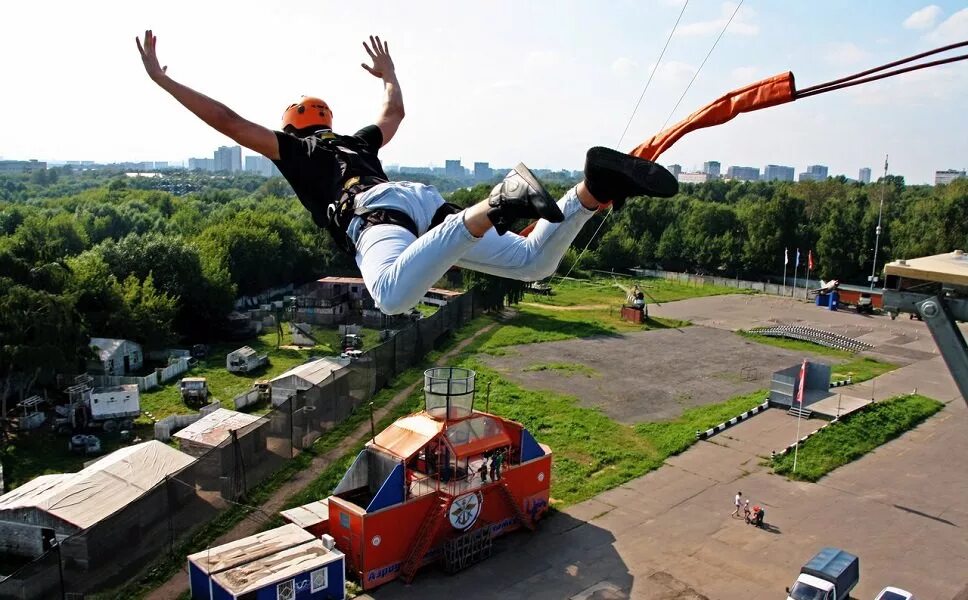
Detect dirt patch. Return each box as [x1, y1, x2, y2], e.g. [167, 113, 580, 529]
[479, 325, 836, 423]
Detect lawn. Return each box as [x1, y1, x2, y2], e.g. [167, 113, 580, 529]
[139, 325, 383, 420]
[772, 393, 944, 481]
[478, 277, 708, 353]
[1, 324, 386, 490]
[736, 331, 897, 384]
[528, 276, 745, 308]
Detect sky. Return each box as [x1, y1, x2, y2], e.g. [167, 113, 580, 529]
[1, 0, 967, 184]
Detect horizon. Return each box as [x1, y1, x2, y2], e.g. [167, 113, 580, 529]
[2, 1, 967, 184]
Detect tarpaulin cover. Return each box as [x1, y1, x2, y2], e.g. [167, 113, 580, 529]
[0, 440, 195, 529]
[187, 523, 314, 574]
[630, 72, 796, 161]
[370, 413, 443, 460]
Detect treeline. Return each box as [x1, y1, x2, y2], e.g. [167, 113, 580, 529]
[455, 176, 966, 283]
[0, 171, 355, 408]
[2, 169, 966, 408]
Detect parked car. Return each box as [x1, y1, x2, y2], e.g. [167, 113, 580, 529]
[873, 587, 915, 600]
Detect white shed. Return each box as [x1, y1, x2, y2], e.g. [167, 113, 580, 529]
[89, 338, 143, 375]
[226, 346, 267, 373]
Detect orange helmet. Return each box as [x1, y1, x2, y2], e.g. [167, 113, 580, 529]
[281, 96, 332, 134]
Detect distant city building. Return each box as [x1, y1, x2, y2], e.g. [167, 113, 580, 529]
[858, 167, 871, 184]
[799, 164, 829, 182]
[0, 159, 46, 173]
[678, 172, 710, 184]
[935, 169, 966, 185]
[399, 166, 432, 175]
[445, 159, 464, 178]
[188, 157, 215, 172]
[473, 162, 493, 181]
[726, 166, 760, 181]
[667, 164, 682, 179]
[763, 164, 795, 182]
[214, 145, 242, 173]
[702, 161, 721, 178]
[244, 155, 279, 177]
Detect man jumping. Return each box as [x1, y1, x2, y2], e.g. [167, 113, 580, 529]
[137, 31, 678, 314]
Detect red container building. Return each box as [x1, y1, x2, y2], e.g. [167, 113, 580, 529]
[286, 367, 552, 590]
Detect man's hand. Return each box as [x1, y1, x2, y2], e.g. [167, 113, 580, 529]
[136, 30, 168, 83]
[361, 35, 396, 81]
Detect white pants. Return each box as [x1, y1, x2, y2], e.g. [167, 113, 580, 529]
[348, 182, 595, 315]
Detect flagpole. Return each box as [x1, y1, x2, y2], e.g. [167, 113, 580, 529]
[792, 250, 800, 298]
[783, 248, 788, 291]
[792, 359, 807, 473]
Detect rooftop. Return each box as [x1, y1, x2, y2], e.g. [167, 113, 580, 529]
[173, 408, 266, 448]
[0, 441, 194, 529]
[188, 523, 314, 574]
[212, 540, 342, 594]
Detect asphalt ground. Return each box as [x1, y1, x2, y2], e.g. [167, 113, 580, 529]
[364, 294, 967, 600]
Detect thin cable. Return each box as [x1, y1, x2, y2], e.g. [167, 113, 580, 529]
[616, 0, 689, 149]
[560, 207, 613, 280]
[796, 53, 968, 99]
[797, 39, 968, 96]
[660, 0, 744, 132]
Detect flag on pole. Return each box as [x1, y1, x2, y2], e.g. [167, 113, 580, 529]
[784, 248, 789, 265]
[795, 249, 801, 269]
[808, 250, 814, 271]
[796, 359, 808, 404]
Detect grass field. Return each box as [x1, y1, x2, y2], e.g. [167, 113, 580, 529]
[478, 276, 724, 353]
[1, 324, 386, 490]
[772, 394, 944, 481]
[737, 331, 897, 384]
[138, 325, 383, 421]
[527, 277, 747, 308]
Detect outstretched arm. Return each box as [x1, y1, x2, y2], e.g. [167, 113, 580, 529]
[361, 35, 404, 147]
[136, 30, 280, 160]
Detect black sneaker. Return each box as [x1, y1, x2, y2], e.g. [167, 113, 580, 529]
[584, 146, 679, 209]
[486, 163, 564, 235]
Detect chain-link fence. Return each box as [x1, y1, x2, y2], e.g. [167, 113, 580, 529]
[0, 290, 480, 598]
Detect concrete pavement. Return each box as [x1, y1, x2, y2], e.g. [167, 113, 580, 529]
[364, 294, 968, 599]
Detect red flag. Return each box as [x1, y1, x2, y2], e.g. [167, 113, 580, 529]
[808, 250, 815, 271]
[796, 360, 808, 404]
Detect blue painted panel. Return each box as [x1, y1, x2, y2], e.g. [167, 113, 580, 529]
[189, 562, 210, 600]
[211, 580, 234, 600]
[520, 429, 545, 462]
[367, 463, 404, 512]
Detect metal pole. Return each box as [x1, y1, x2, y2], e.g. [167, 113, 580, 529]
[55, 540, 66, 600]
[485, 382, 491, 414]
[793, 405, 803, 473]
[369, 402, 376, 443]
[870, 154, 888, 290]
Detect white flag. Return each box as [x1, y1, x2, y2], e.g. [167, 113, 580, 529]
[784, 248, 789, 265]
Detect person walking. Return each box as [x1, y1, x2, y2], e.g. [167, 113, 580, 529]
[732, 491, 743, 517]
[743, 499, 751, 522]
[478, 457, 488, 484]
[136, 31, 678, 316]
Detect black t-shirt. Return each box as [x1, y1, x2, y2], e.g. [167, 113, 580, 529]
[272, 125, 388, 228]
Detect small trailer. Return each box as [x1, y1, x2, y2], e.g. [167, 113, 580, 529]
[226, 346, 268, 374]
[188, 524, 345, 600]
[88, 384, 140, 432]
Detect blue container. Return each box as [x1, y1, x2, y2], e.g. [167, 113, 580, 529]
[816, 293, 830, 307]
[829, 291, 839, 311]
